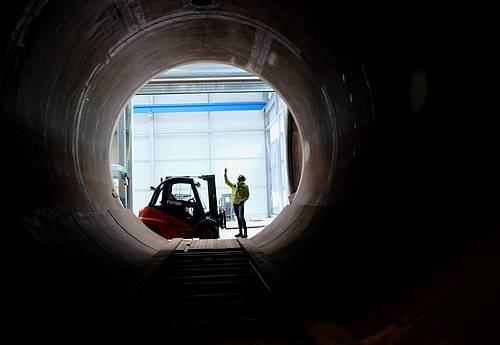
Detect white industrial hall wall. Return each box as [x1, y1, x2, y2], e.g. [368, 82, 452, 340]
[131, 91, 270, 219]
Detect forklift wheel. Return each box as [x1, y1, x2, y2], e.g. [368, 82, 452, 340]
[199, 225, 217, 239]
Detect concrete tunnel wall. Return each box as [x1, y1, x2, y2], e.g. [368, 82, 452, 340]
[1, 0, 498, 343]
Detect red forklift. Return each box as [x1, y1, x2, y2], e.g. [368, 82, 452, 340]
[138, 175, 226, 239]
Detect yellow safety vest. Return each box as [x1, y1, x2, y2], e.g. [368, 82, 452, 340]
[224, 174, 250, 204]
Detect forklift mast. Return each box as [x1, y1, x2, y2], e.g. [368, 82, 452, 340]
[199, 174, 218, 221]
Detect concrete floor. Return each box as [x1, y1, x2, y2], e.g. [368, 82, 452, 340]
[219, 215, 277, 239]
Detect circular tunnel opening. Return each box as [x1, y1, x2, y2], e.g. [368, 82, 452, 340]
[4, 0, 369, 321]
[110, 62, 303, 241]
[4, 2, 498, 344]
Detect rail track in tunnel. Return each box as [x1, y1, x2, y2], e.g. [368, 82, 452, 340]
[130, 239, 318, 344]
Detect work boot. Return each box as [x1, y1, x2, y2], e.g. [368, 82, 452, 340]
[235, 233, 242, 237]
[241, 234, 247, 238]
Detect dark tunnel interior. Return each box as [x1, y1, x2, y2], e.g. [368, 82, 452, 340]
[1, 1, 498, 343]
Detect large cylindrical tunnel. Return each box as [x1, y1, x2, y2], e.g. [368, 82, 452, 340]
[1, 1, 498, 343]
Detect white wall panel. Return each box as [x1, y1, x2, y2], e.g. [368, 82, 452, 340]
[154, 134, 210, 160]
[133, 190, 153, 214]
[211, 111, 264, 131]
[210, 92, 264, 102]
[264, 92, 289, 215]
[211, 132, 265, 158]
[132, 90, 275, 217]
[245, 187, 267, 215]
[154, 160, 211, 180]
[133, 136, 151, 160]
[213, 159, 266, 189]
[153, 94, 208, 104]
[154, 112, 209, 133]
[132, 95, 150, 104]
[133, 115, 151, 134]
[133, 162, 152, 189]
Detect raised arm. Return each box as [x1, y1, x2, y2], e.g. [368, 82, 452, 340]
[224, 169, 235, 188]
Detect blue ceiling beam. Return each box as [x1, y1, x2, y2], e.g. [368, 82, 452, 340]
[133, 101, 267, 113]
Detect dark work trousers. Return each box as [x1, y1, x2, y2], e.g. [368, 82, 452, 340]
[233, 203, 247, 235]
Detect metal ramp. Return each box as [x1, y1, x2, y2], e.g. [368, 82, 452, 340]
[134, 244, 317, 344]
[145, 248, 270, 327]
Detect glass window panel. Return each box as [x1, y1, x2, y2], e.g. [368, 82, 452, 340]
[280, 133, 286, 159]
[280, 111, 287, 134]
[270, 141, 280, 166]
[195, 186, 209, 212]
[272, 191, 281, 209]
[153, 188, 164, 206]
[171, 183, 195, 201]
[279, 97, 287, 111]
[269, 121, 279, 143]
[272, 167, 281, 191]
[283, 190, 290, 207]
[268, 102, 279, 123]
[281, 162, 288, 187]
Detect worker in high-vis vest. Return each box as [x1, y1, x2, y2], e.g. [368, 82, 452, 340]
[224, 168, 250, 238]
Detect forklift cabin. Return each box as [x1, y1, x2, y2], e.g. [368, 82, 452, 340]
[139, 175, 226, 239]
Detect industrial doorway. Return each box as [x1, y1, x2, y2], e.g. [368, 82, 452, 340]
[110, 62, 297, 239]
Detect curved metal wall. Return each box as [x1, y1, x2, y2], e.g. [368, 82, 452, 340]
[1, 1, 497, 343]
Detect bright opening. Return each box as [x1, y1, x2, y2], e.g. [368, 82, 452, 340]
[110, 62, 294, 239]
